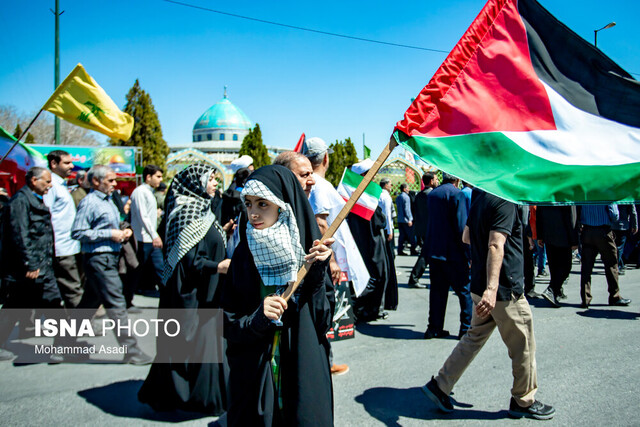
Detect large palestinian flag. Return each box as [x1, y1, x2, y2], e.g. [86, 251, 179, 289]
[393, 0, 640, 204]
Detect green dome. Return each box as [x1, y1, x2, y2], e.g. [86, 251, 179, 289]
[193, 92, 252, 131]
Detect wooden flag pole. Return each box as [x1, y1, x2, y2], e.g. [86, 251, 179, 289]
[281, 135, 398, 301]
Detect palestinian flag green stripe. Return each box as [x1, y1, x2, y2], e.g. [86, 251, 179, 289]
[394, 129, 640, 205]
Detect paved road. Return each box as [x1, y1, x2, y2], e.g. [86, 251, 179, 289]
[1, 254, 638, 426]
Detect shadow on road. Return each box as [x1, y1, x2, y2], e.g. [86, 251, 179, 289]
[78, 379, 210, 422]
[355, 323, 425, 340]
[577, 308, 639, 320]
[355, 386, 508, 426]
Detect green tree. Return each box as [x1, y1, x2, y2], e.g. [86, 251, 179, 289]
[110, 79, 169, 168]
[11, 123, 35, 144]
[12, 123, 22, 139]
[239, 123, 270, 168]
[326, 137, 359, 186]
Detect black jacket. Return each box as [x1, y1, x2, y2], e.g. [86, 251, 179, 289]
[413, 187, 432, 240]
[537, 205, 579, 248]
[3, 186, 55, 281]
[220, 187, 245, 226]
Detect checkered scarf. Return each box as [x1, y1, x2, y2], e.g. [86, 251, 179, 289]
[241, 179, 306, 288]
[163, 164, 225, 285]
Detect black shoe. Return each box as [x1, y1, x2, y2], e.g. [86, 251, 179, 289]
[397, 251, 408, 256]
[580, 301, 590, 309]
[123, 348, 153, 365]
[0, 348, 16, 362]
[424, 329, 450, 339]
[408, 281, 427, 289]
[376, 311, 389, 320]
[609, 297, 631, 306]
[508, 398, 555, 420]
[422, 377, 453, 413]
[541, 287, 560, 308]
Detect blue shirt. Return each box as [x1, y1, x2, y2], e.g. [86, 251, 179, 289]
[396, 192, 413, 223]
[580, 204, 619, 227]
[43, 172, 81, 256]
[71, 189, 121, 253]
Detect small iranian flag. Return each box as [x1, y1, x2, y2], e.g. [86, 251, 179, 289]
[337, 168, 382, 220]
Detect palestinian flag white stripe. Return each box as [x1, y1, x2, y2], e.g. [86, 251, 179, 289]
[505, 81, 640, 166]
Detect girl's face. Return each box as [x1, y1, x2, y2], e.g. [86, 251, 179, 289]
[244, 195, 279, 230]
[206, 173, 218, 196]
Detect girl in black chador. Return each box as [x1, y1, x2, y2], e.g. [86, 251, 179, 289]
[223, 165, 335, 426]
[138, 164, 231, 415]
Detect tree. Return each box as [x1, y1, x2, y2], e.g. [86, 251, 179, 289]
[110, 80, 169, 169]
[12, 123, 22, 139]
[326, 137, 359, 186]
[239, 123, 270, 169]
[0, 105, 100, 145]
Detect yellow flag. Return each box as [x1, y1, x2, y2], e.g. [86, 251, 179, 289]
[43, 63, 134, 141]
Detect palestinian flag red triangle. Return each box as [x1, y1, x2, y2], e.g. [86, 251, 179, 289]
[394, 0, 640, 204]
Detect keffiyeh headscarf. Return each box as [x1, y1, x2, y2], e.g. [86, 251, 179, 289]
[242, 179, 306, 288]
[163, 164, 225, 284]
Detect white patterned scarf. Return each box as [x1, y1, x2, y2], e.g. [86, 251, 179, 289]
[241, 179, 306, 288]
[163, 164, 225, 285]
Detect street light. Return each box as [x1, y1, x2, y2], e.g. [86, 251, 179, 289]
[594, 22, 616, 48]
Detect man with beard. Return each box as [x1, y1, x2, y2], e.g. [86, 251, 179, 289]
[44, 150, 83, 309]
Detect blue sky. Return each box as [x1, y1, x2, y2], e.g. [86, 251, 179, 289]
[1, 0, 638, 158]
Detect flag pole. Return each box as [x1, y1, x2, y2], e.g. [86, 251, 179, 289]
[281, 134, 397, 301]
[0, 64, 82, 168]
[0, 109, 45, 168]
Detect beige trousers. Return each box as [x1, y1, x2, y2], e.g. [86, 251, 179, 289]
[434, 293, 538, 407]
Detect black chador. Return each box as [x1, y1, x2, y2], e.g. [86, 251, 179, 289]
[347, 206, 390, 321]
[223, 165, 334, 426]
[139, 164, 229, 415]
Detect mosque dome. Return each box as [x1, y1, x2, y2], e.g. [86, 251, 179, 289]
[192, 88, 252, 146]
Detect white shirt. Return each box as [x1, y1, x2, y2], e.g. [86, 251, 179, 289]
[130, 183, 159, 243]
[308, 174, 370, 296]
[43, 172, 81, 256]
[378, 189, 394, 236]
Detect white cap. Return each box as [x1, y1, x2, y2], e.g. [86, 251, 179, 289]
[351, 158, 375, 175]
[302, 137, 333, 157]
[229, 155, 253, 173]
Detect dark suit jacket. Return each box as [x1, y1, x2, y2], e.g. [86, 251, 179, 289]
[536, 205, 578, 247]
[413, 187, 432, 240]
[426, 183, 468, 262]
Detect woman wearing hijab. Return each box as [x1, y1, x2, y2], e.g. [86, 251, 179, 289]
[138, 164, 230, 415]
[223, 165, 335, 426]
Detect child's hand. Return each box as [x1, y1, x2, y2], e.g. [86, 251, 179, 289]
[305, 238, 334, 264]
[263, 295, 288, 320]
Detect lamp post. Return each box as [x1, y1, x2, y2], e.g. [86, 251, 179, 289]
[594, 22, 616, 48]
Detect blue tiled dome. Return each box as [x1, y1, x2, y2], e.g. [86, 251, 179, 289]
[193, 91, 252, 131]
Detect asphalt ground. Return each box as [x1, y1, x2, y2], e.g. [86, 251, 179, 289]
[1, 252, 639, 426]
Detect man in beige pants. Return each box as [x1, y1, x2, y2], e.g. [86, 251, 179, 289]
[422, 189, 555, 420]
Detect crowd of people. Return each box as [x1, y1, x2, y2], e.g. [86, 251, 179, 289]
[0, 144, 638, 423]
